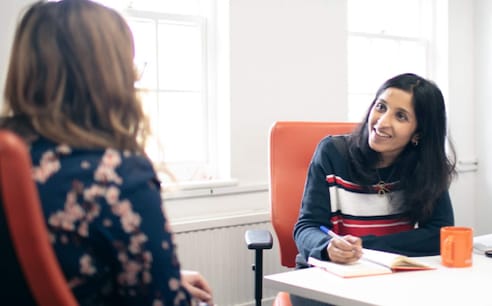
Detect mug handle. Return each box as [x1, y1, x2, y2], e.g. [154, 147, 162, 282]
[444, 236, 454, 263]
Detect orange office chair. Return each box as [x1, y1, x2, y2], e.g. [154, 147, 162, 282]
[245, 121, 357, 306]
[0, 130, 78, 306]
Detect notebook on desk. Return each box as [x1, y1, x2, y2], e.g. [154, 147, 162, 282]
[473, 234, 492, 254]
[308, 248, 434, 278]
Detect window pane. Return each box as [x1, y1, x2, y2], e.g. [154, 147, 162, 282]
[348, 36, 428, 121]
[348, 93, 372, 122]
[348, 36, 401, 94]
[155, 91, 206, 163]
[348, 37, 427, 89]
[128, 19, 158, 89]
[398, 41, 427, 75]
[140, 91, 163, 162]
[348, 0, 423, 37]
[158, 22, 203, 91]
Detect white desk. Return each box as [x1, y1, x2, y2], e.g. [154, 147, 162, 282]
[265, 254, 492, 306]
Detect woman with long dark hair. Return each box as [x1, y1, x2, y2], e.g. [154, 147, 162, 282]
[292, 72, 456, 305]
[295, 73, 456, 264]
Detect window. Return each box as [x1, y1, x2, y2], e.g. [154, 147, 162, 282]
[347, 0, 436, 121]
[97, 0, 227, 188]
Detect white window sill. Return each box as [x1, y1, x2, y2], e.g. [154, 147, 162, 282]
[160, 176, 268, 200]
[161, 179, 271, 231]
[171, 210, 270, 233]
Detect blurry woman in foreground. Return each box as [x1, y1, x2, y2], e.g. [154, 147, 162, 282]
[1, 0, 213, 305]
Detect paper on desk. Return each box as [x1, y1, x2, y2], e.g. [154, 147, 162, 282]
[473, 234, 492, 254]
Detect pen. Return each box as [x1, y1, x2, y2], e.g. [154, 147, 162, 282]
[320, 225, 353, 247]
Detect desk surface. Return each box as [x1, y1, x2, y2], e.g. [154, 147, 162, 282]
[265, 254, 492, 306]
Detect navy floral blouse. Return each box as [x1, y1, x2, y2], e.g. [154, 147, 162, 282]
[30, 137, 191, 306]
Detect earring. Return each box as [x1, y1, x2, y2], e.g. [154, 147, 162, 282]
[412, 139, 419, 147]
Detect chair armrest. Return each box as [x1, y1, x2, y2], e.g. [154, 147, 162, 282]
[244, 229, 273, 250]
[245, 229, 273, 306]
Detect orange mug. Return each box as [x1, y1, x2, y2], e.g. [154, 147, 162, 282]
[440, 226, 473, 267]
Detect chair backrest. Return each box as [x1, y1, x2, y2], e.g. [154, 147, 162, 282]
[0, 130, 77, 306]
[269, 121, 357, 268]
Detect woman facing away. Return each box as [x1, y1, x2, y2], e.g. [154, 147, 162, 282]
[291, 73, 456, 304]
[1, 0, 212, 305]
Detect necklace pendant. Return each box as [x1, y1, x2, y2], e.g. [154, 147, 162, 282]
[377, 180, 389, 196]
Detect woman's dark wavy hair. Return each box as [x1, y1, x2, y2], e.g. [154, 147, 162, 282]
[347, 73, 456, 222]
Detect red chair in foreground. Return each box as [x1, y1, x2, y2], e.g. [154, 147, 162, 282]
[245, 121, 357, 306]
[0, 130, 77, 306]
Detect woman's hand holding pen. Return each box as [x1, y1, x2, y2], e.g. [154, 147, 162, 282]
[327, 235, 362, 263]
[320, 226, 363, 264]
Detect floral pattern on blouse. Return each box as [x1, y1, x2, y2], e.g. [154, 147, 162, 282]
[30, 137, 191, 306]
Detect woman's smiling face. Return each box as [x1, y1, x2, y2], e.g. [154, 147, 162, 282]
[367, 87, 419, 167]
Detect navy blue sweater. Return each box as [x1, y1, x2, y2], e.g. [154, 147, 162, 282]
[294, 135, 454, 263]
[30, 137, 191, 306]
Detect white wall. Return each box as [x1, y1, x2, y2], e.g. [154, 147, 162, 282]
[474, 0, 492, 234]
[446, 0, 478, 229]
[229, 0, 347, 184]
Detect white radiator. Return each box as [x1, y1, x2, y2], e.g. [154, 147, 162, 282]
[173, 221, 289, 306]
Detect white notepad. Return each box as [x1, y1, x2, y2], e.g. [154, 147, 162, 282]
[473, 234, 492, 254]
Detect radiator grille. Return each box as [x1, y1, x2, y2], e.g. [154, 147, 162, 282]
[174, 221, 289, 306]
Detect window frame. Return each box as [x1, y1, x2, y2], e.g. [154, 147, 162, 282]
[346, 0, 438, 122]
[118, 3, 230, 193]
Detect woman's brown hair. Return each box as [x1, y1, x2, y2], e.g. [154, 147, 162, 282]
[2, 0, 149, 152]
